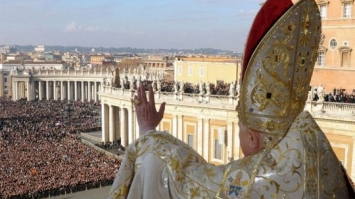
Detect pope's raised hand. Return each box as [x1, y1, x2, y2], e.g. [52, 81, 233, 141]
[133, 82, 166, 136]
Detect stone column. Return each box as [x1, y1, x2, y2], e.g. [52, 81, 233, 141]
[109, 105, 115, 142]
[18, 81, 22, 100]
[49, 82, 52, 100]
[84, 82, 88, 101]
[53, 81, 57, 100]
[177, 115, 183, 140]
[94, 82, 98, 102]
[120, 108, 127, 147]
[172, 115, 178, 137]
[88, 81, 92, 102]
[61, 81, 64, 100]
[12, 81, 17, 100]
[203, 119, 210, 161]
[26, 81, 30, 101]
[98, 82, 101, 101]
[46, 81, 50, 100]
[135, 111, 139, 140]
[81, 81, 85, 102]
[128, 108, 134, 144]
[102, 103, 109, 142]
[38, 81, 42, 101]
[67, 81, 71, 101]
[16, 82, 20, 99]
[16, 81, 19, 100]
[29, 80, 35, 101]
[21, 82, 25, 99]
[74, 81, 78, 101]
[227, 121, 234, 162]
[197, 118, 203, 155]
[234, 121, 241, 159]
[115, 107, 120, 142]
[23, 82, 26, 99]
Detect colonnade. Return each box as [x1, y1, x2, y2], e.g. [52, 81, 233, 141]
[101, 104, 139, 147]
[11, 81, 34, 101]
[12, 79, 102, 102]
[99, 87, 240, 164]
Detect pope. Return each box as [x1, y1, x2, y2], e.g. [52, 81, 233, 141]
[108, 0, 355, 198]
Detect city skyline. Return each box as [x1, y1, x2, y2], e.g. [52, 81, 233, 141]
[0, 0, 261, 52]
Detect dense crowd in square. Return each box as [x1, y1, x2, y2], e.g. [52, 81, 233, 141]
[0, 98, 121, 199]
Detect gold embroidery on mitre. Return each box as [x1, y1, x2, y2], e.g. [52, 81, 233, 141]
[239, 0, 322, 150]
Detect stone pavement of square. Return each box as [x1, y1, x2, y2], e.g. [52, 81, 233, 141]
[49, 186, 111, 199]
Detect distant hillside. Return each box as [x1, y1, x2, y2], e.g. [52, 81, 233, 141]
[9, 45, 239, 56]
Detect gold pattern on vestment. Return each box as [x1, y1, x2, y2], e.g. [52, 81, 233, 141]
[108, 112, 352, 199]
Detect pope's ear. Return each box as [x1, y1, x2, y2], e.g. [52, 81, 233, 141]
[248, 130, 260, 149]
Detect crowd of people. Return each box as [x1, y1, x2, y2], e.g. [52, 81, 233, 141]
[122, 80, 355, 103]
[0, 98, 121, 199]
[121, 80, 236, 96]
[324, 88, 355, 103]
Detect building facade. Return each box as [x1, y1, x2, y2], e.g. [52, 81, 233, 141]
[174, 57, 242, 85]
[311, 0, 355, 93]
[90, 55, 106, 66]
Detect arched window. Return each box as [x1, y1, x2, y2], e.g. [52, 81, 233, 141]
[330, 39, 338, 50]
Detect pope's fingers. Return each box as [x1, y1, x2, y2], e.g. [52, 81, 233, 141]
[158, 102, 166, 119]
[132, 95, 142, 106]
[140, 82, 148, 104]
[136, 84, 142, 101]
[148, 84, 155, 105]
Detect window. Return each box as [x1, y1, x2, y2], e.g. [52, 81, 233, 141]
[330, 39, 337, 50]
[344, 3, 351, 18]
[199, 67, 204, 77]
[187, 134, 194, 149]
[214, 138, 222, 160]
[320, 5, 327, 19]
[318, 52, 325, 66]
[188, 67, 193, 76]
[341, 52, 349, 67]
[4, 78, 7, 83]
[338, 46, 352, 67]
[178, 66, 182, 75]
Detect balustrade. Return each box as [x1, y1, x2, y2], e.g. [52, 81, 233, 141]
[101, 86, 237, 107]
[101, 86, 355, 117]
[322, 102, 355, 114]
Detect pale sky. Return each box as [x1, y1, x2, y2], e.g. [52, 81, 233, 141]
[0, 0, 262, 52]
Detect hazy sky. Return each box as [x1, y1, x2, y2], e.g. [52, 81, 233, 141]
[0, 0, 262, 51]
